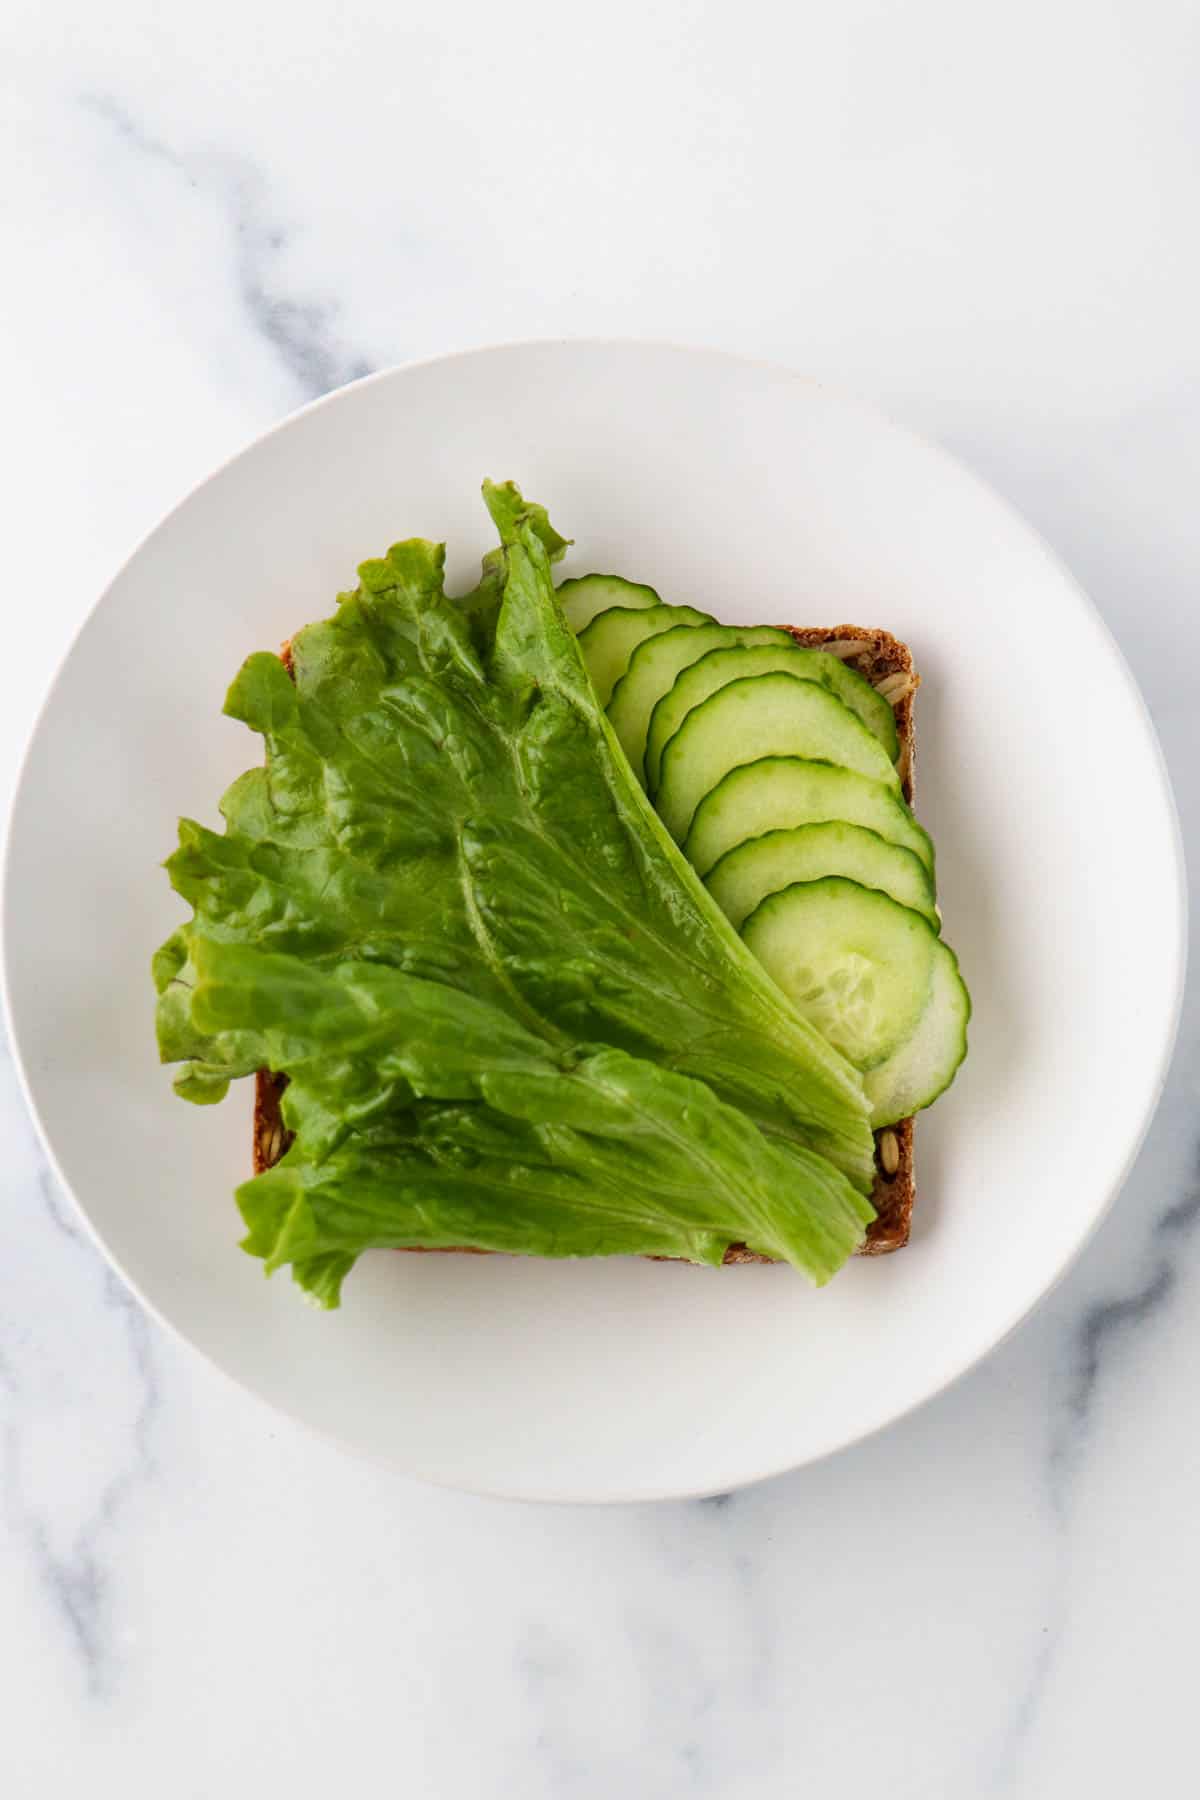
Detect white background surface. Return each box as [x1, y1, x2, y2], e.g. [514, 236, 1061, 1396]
[2, 1, 1198, 1792]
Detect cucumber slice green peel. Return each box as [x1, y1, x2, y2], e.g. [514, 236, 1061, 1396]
[864, 942, 970, 1126]
[578, 603, 712, 707]
[707, 822, 938, 930]
[656, 673, 901, 844]
[646, 643, 898, 789]
[741, 877, 938, 1072]
[556, 573, 661, 633]
[608, 622, 791, 784]
[685, 756, 935, 878]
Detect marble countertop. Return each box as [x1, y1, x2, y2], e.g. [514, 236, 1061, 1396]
[4, 3, 1198, 1793]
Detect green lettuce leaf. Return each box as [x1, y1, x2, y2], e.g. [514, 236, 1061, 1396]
[156, 480, 878, 1302]
[188, 937, 873, 1302]
[159, 485, 873, 1174]
[455, 492, 571, 642]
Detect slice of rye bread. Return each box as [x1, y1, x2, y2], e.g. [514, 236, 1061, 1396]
[252, 623, 919, 1257]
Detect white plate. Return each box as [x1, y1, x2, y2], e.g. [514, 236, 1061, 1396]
[2, 343, 1185, 1502]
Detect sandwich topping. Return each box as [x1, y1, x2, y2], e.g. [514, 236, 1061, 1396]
[154, 482, 967, 1307]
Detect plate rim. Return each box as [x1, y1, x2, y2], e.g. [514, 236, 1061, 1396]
[1, 338, 1189, 1502]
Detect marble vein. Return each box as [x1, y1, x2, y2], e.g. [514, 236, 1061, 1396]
[81, 93, 373, 404]
[1051, 1145, 1200, 1501]
[985, 1122, 1200, 1791]
[3, 87, 374, 1707]
[0, 1039, 161, 1696]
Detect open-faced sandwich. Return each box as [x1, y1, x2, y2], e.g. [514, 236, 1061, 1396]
[154, 482, 968, 1307]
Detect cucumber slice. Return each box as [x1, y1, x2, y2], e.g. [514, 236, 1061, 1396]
[646, 643, 898, 793]
[556, 574, 661, 634]
[656, 674, 901, 844]
[578, 604, 712, 707]
[706, 823, 938, 930]
[685, 757, 935, 878]
[608, 622, 791, 784]
[865, 941, 970, 1125]
[742, 878, 937, 1071]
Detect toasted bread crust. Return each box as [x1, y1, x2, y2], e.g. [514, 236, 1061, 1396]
[253, 622, 918, 1259]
